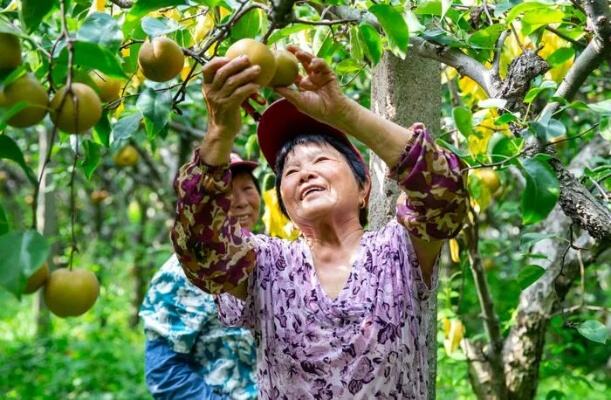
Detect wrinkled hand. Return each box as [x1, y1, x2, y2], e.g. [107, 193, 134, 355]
[202, 56, 263, 137]
[274, 45, 350, 125]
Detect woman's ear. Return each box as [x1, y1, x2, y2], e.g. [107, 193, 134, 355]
[361, 176, 372, 205]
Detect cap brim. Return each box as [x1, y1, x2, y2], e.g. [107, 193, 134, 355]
[229, 160, 258, 172]
[257, 99, 364, 172]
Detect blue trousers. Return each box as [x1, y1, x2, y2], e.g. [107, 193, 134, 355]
[145, 338, 225, 400]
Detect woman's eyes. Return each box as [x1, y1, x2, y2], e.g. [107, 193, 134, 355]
[314, 156, 330, 163]
[284, 168, 298, 176]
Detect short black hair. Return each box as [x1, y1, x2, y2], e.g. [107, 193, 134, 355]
[274, 133, 368, 226]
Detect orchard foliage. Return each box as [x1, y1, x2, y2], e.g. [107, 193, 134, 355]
[0, 0, 609, 399]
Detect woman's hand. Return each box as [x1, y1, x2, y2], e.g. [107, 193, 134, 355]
[274, 46, 353, 126]
[202, 56, 261, 137]
[199, 56, 262, 165]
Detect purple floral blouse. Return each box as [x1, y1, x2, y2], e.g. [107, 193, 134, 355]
[171, 123, 467, 399]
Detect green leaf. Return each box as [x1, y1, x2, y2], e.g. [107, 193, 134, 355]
[488, 133, 522, 164]
[0, 135, 37, 185]
[230, 8, 262, 41]
[469, 24, 506, 49]
[93, 110, 111, 147]
[600, 116, 611, 141]
[336, 59, 362, 74]
[522, 8, 564, 27]
[136, 86, 172, 139]
[124, 0, 187, 36]
[520, 155, 560, 225]
[0, 230, 49, 297]
[267, 24, 313, 45]
[110, 111, 143, 146]
[588, 99, 611, 115]
[20, 0, 57, 32]
[358, 23, 383, 65]
[77, 12, 123, 52]
[0, 204, 9, 235]
[141, 17, 183, 37]
[452, 106, 473, 137]
[507, 2, 548, 23]
[576, 320, 608, 344]
[404, 10, 425, 34]
[547, 47, 574, 66]
[55, 41, 126, 79]
[349, 26, 364, 61]
[517, 264, 545, 289]
[79, 140, 102, 180]
[415, 1, 442, 16]
[524, 80, 557, 104]
[369, 4, 409, 56]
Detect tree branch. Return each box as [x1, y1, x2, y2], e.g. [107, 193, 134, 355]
[464, 212, 508, 400]
[109, 0, 133, 8]
[502, 135, 611, 399]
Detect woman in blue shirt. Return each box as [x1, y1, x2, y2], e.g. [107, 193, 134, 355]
[140, 153, 260, 400]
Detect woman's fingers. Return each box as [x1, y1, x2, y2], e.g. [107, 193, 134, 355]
[210, 55, 251, 91]
[231, 82, 260, 105]
[202, 57, 230, 85]
[217, 64, 261, 97]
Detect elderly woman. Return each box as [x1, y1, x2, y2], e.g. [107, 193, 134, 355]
[140, 154, 260, 400]
[171, 46, 467, 399]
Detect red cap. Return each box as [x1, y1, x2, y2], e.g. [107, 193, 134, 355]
[257, 99, 366, 173]
[229, 152, 258, 172]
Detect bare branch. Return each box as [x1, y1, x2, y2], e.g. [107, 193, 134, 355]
[492, 30, 510, 79]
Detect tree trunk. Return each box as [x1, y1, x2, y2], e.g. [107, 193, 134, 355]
[500, 135, 611, 399]
[130, 196, 149, 328]
[369, 52, 441, 400]
[35, 128, 56, 337]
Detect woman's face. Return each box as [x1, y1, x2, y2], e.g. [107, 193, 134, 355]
[279, 142, 366, 227]
[229, 171, 261, 231]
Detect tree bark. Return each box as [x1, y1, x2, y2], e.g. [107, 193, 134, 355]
[499, 136, 610, 399]
[369, 52, 441, 400]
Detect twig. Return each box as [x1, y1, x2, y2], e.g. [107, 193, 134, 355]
[109, 0, 133, 8]
[544, 26, 586, 48]
[68, 137, 80, 270]
[492, 30, 510, 78]
[292, 17, 358, 26]
[509, 23, 525, 52]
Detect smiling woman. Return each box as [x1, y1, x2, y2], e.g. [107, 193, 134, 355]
[171, 46, 468, 399]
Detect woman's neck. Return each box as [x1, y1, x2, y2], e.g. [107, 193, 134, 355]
[300, 216, 364, 252]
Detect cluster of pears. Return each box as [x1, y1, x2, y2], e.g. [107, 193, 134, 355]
[226, 38, 299, 87]
[24, 262, 100, 318]
[136, 36, 299, 87]
[0, 32, 122, 133]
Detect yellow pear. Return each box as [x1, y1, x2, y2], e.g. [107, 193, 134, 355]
[50, 83, 102, 134]
[44, 268, 100, 317]
[269, 49, 299, 87]
[0, 73, 48, 128]
[0, 32, 21, 70]
[89, 70, 123, 103]
[226, 38, 276, 86]
[113, 145, 139, 167]
[138, 37, 185, 82]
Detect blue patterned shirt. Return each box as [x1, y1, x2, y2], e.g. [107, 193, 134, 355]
[140, 255, 257, 399]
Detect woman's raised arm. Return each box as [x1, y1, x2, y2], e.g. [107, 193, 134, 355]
[170, 56, 263, 297]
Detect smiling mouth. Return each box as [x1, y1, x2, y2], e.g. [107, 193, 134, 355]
[300, 186, 325, 200]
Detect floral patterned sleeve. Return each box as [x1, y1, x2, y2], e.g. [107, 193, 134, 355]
[389, 123, 468, 240]
[170, 150, 257, 294]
